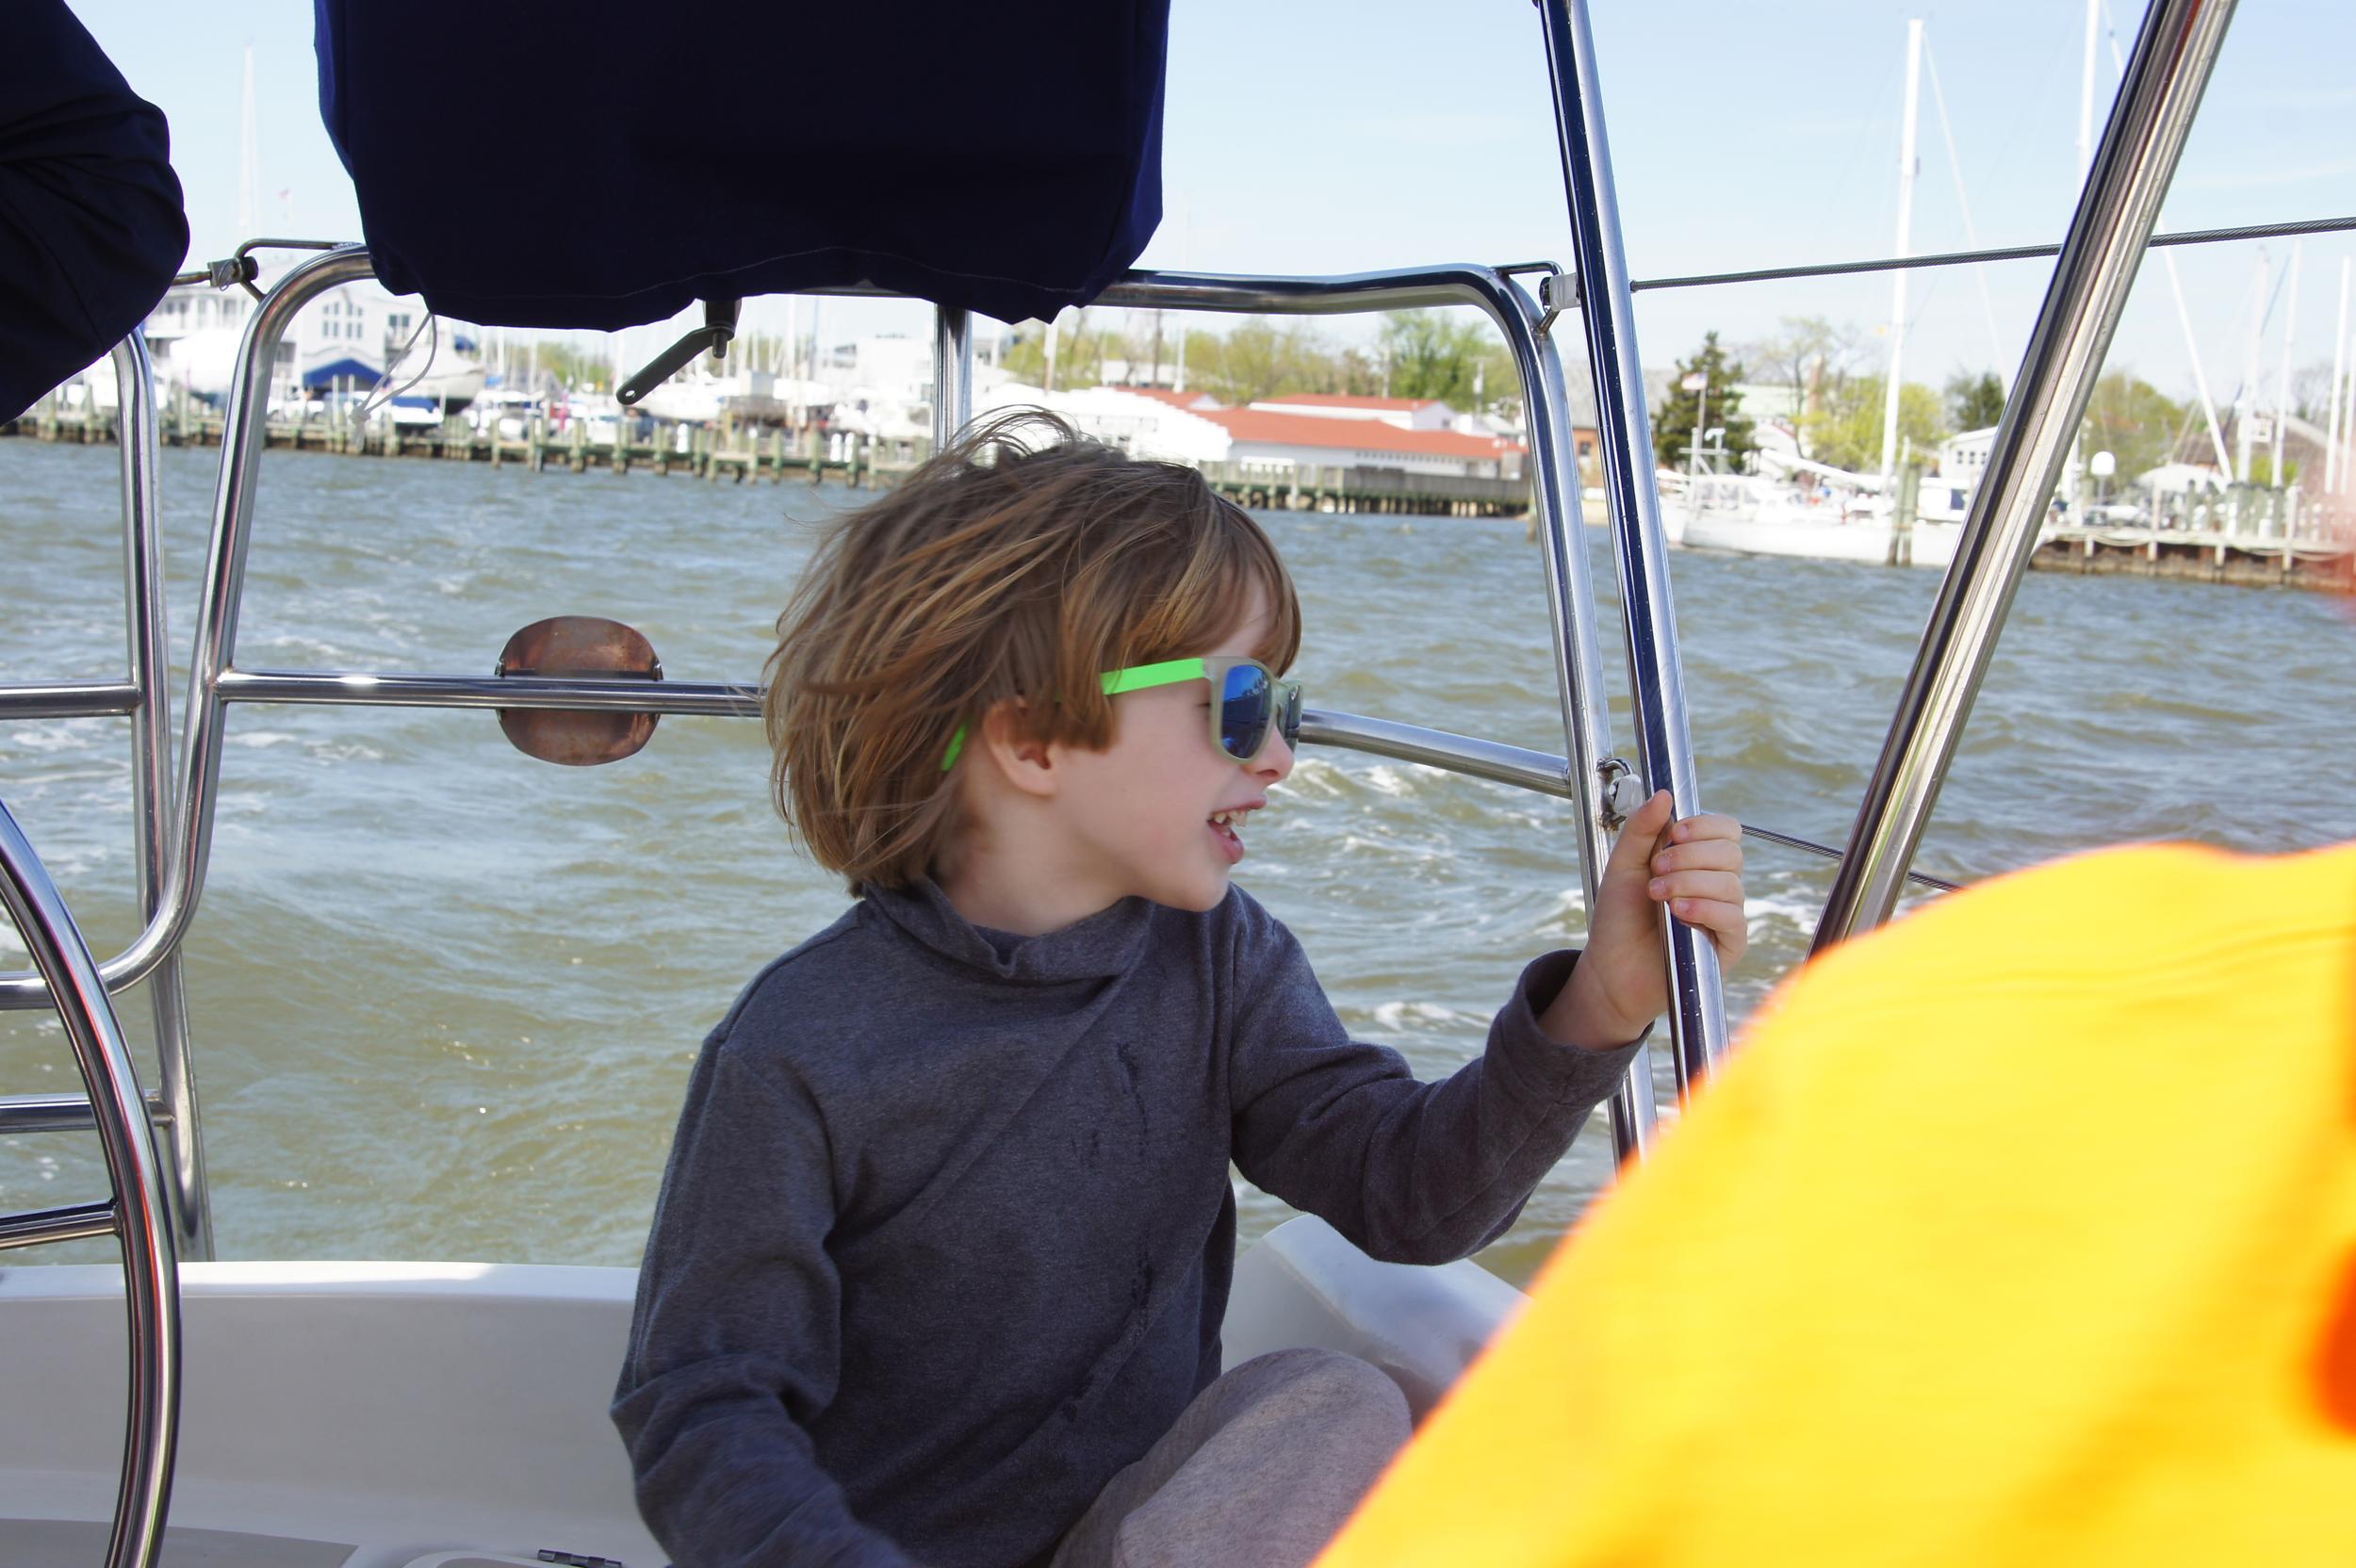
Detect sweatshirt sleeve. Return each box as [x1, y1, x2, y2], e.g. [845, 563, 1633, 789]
[1225, 897, 1644, 1267]
[0, 2, 189, 421]
[613, 1035, 918, 1568]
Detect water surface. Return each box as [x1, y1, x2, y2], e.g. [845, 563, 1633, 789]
[4, 438, 2351, 1282]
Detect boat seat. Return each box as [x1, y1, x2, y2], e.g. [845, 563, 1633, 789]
[5, 1518, 355, 1566]
[1223, 1215, 1524, 1419]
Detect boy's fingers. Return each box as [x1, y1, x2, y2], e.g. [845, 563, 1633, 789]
[1667, 811, 1743, 845]
[1647, 871, 1743, 907]
[1651, 839, 1744, 875]
[1668, 896, 1749, 961]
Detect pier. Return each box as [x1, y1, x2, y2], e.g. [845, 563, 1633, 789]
[2030, 522, 2354, 591]
[2, 400, 1540, 516]
[1, 399, 904, 486]
[1197, 461, 1530, 518]
[13, 403, 2350, 574]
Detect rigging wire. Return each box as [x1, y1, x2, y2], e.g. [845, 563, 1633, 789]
[1628, 213, 2356, 293]
[2099, 0, 2229, 478]
[351, 311, 439, 431]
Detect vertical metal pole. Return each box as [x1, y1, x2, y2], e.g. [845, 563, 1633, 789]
[110, 335, 213, 1261]
[1537, 0, 1730, 1095]
[175, 249, 377, 939]
[1511, 289, 1658, 1161]
[933, 306, 973, 452]
[1813, 0, 2238, 950]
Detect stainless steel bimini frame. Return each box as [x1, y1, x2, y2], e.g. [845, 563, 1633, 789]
[0, 0, 2244, 1258]
[0, 246, 1690, 1168]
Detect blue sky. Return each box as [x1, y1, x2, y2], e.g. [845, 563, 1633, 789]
[69, 0, 2356, 406]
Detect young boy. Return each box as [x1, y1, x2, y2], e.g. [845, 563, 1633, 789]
[612, 412, 1747, 1568]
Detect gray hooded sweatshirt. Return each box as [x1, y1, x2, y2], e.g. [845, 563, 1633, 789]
[613, 879, 1640, 1568]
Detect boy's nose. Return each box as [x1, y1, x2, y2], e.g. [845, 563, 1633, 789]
[1250, 728, 1295, 784]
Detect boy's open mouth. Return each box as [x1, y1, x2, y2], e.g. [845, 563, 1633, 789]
[1208, 805, 1258, 863]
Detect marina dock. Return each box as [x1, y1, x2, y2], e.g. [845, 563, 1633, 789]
[2, 402, 1538, 517]
[2032, 522, 2354, 590]
[4, 400, 892, 485]
[8, 402, 2350, 579]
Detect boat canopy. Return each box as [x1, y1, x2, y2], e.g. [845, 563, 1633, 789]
[313, 2, 1171, 330]
[301, 355, 383, 389]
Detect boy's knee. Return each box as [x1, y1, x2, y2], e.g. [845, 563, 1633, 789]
[1235, 1348, 1412, 1440]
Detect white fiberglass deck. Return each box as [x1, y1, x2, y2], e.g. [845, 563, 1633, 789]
[0, 1217, 1519, 1567]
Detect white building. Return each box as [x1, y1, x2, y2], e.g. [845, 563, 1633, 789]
[973, 384, 1231, 466]
[141, 272, 435, 404]
[1937, 425, 2083, 500]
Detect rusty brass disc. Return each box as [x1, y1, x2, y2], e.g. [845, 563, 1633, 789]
[495, 615, 663, 765]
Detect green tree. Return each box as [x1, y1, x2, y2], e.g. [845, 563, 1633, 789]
[1653, 332, 1757, 469]
[1945, 370, 2006, 432]
[2080, 369, 2187, 484]
[1001, 310, 1112, 389]
[1749, 316, 1863, 434]
[1800, 374, 1946, 474]
[518, 338, 611, 392]
[1197, 319, 1294, 405]
[1376, 310, 1514, 413]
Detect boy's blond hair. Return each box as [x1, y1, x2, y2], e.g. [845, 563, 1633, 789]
[765, 410, 1302, 891]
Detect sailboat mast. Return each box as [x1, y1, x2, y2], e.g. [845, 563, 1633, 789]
[2271, 240, 2299, 489]
[238, 43, 259, 240]
[2077, 0, 2101, 183]
[1877, 18, 1924, 485]
[2331, 258, 2352, 494]
[2237, 250, 2267, 483]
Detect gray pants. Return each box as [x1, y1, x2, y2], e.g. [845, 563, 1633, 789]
[1048, 1348, 1414, 1568]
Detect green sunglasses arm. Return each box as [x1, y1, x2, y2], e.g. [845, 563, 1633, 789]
[941, 659, 1209, 772]
[1099, 658, 1208, 696]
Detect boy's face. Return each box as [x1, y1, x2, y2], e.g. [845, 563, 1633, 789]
[1051, 584, 1296, 914]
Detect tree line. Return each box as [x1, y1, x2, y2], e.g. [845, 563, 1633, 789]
[506, 305, 2321, 488]
[996, 310, 1523, 416]
[1656, 313, 2332, 484]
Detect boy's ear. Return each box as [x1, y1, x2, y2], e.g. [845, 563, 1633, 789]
[979, 699, 1059, 799]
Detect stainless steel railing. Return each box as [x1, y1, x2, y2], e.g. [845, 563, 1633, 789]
[0, 335, 213, 1259]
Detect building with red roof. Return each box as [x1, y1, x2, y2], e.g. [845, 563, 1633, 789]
[1201, 406, 1525, 480]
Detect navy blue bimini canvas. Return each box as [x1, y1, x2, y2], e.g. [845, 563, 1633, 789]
[315, 2, 1170, 329]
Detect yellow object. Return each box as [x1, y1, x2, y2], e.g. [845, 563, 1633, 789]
[1318, 841, 2356, 1567]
